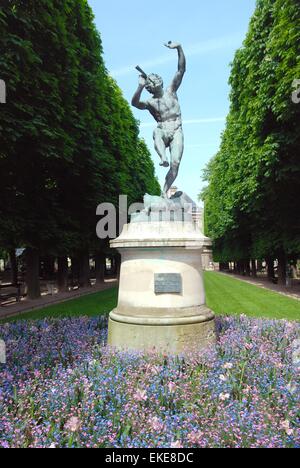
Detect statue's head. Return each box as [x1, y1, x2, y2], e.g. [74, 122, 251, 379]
[145, 74, 164, 95]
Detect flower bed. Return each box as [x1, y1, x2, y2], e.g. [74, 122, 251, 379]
[0, 315, 299, 448]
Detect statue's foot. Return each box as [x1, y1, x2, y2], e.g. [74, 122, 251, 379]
[160, 160, 169, 167]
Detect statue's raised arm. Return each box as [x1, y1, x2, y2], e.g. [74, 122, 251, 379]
[165, 41, 186, 92]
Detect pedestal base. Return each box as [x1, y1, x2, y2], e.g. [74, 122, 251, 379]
[108, 306, 216, 354]
[108, 221, 216, 354]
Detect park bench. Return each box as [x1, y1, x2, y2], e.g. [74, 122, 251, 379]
[0, 283, 24, 305]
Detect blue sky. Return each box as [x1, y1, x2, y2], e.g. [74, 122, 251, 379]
[88, 0, 257, 203]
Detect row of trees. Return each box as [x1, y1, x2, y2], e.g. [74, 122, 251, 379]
[202, 0, 300, 284]
[0, 0, 160, 297]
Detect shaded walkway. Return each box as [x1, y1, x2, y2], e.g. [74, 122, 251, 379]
[0, 279, 118, 320]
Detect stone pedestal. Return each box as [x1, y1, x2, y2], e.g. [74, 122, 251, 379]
[108, 221, 216, 354]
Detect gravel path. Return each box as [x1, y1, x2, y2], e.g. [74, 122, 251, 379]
[0, 279, 118, 320]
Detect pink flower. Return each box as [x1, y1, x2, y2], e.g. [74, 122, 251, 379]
[219, 392, 230, 401]
[149, 417, 165, 432]
[187, 431, 203, 444]
[171, 440, 183, 448]
[245, 343, 253, 350]
[281, 420, 293, 436]
[219, 374, 227, 382]
[145, 364, 161, 375]
[134, 389, 148, 402]
[168, 382, 176, 393]
[275, 362, 283, 369]
[65, 417, 81, 433]
[151, 365, 161, 375]
[223, 362, 233, 370]
[286, 383, 297, 395]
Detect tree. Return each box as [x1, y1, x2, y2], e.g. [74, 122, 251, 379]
[202, 0, 300, 283]
[0, 0, 75, 296]
[0, 0, 160, 297]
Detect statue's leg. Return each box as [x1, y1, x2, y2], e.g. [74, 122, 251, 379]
[163, 129, 184, 196]
[153, 128, 169, 167]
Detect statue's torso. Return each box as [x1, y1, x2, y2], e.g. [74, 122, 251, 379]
[147, 88, 181, 124]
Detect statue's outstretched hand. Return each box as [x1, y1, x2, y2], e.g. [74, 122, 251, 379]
[165, 41, 181, 49]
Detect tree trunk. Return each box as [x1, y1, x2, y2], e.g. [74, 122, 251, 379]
[257, 260, 263, 273]
[79, 253, 90, 288]
[57, 256, 68, 292]
[9, 248, 18, 285]
[266, 257, 275, 281]
[277, 252, 287, 286]
[237, 260, 243, 275]
[244, 259, 251, 276]
[42, 256, 55, 280]
[71, 257, 79, 287]
[219, 262, 229, 272]
[251, 259, 257, 278]
[25, 248, 41, 299]
[95, 252, 105, 284]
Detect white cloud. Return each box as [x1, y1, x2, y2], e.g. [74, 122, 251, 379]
[110, 33, 244, 78]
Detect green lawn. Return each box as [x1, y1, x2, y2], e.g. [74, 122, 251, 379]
[205, 271, 300, 321]
[1, 287, 118, 323]
[1, 272, 300, 323]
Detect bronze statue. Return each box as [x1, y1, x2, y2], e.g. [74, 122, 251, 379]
[132, 42, 186, 198]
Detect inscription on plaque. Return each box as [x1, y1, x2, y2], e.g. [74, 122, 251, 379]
[154, 273, 182, 294]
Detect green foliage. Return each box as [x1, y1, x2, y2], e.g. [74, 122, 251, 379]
[202, 0, 300, 262]
[0, 0, 159, 257]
